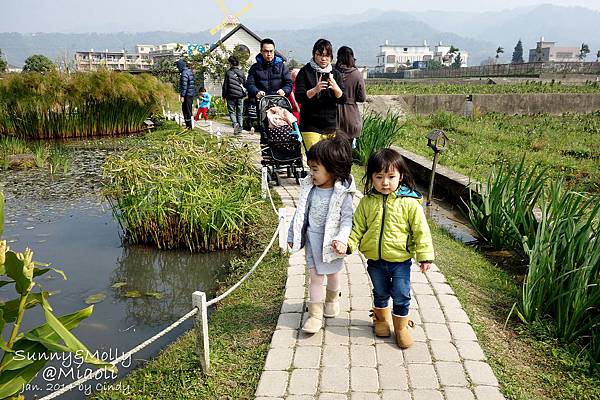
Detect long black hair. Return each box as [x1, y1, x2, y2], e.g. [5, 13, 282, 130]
[336, 46, 356, 69]
[363, 148, 416, 194]
[312, 38, 333, 58]
[306, 137, 352, 183]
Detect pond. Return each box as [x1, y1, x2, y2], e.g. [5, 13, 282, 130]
[0, 142, 236, 399]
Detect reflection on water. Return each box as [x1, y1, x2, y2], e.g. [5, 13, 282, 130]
[0, 141, 237, 399]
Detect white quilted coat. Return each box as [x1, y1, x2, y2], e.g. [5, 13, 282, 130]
[288, 174, 356, 263]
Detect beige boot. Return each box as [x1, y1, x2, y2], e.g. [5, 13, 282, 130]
[392, 314, 415, 349]
[370, 307, 392, 337]
[323, 289, 340, 318]
[302, 303, 324, 334]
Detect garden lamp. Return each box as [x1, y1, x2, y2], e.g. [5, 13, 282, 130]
[426, 129, 449, 206]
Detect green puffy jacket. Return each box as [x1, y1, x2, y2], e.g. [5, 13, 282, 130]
[347, 185, 435, 263]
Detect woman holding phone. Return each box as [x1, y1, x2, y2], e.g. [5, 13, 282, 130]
[295, 38, 347, 150]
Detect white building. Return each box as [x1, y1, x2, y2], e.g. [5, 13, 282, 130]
[528, 37, 580, 62]
[375, 40, 468, 72]
[74, 49, 154, 71]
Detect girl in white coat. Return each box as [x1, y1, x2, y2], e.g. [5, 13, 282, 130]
[287, 137, 356, 333]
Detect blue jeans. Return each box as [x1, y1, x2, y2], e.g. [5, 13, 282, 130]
[367, 259, 412, 317]
[227, 98, 244, 128]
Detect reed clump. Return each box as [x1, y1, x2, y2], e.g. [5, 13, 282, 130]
[103, 129, 262, 252]
[0, 70, 174, 139]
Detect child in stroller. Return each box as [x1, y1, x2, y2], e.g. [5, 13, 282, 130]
[259, 95, 305, 185]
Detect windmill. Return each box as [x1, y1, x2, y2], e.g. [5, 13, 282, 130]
[209, 0, 253, 36]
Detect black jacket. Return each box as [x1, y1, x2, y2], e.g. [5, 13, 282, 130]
[222, 67, 247, 100]
[246, 54, 292, 97]
[295, 64, 347, 134]
[176, 60, 196, 97]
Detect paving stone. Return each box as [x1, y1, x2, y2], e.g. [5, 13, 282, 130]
[351, 284, 373, 297]
[403, 341, 432, 364]
[437, 294, 461, 309]
[288, 369, 319, 395]
[347, 262, 366, 274]
[376, 342, 404, 365]
[349, 272, 370, 286]
[411, 283, 434, 295]
[289, 255, 306, 266]
[429, 341, 460, 362]
[297, 330, 324, 346]
[350, 325, 376, 345]
[350, 393, 380, 400]
[276, 312, 302, 330]
[423, 323, 452, 341]
[474, 385, 506, 400]
[351, 296, 373, 310]
[288, 264, 306, 276]
[416, 294, 441, 309]
[322, 344, 350, 367]
[381, 391, 411, 400]
[293, 346, 321, 369]
[270, 329, 297, 348]
[464, 361, 499, 386]
[378, 364, 408, 390]
[411, 325, 427, 342]
[255, 398, 283, 400]
[448, 322, 478, 341]
[420, 307, 447, 323]
[411, 271, 428, 283]
[432, 282, 454, 295]
[435, 361, 469, 387]
[288, 396, 314, 400]
[281, 298, 305, 314]
[443, 307, 470, 323]
[264, 347, 293, 370]
[321, 367, 350, 393]
[346, 254, 364, 264]
[287, 274, 307, 287]
[407, 364, 439, 389]
[339, 296, 351, 313]
[455, 340, 486, 361]
[350, 367, 380, 392]
[409, 300, 419, 310]
[350, 310, 372, 326]
[425, 271, 447, 283]
[444, 387, 475, 400]
[412, 390, 444, 400]
[351, 345, 377, 367]
[255, 370, 289, 397]
[324, 326, 350, 345]
[319, 394, 347, 400]
[410, 310, 422, 325]
[326, 312, 350, 327]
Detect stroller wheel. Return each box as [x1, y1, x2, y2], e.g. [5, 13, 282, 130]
[272, 170, 281, 186]
[293, 168, 300, 185]
[287, 166, 292, 178]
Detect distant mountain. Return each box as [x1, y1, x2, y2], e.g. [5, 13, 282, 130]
[1, 4, 598, 67]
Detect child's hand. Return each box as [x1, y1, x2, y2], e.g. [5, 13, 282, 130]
[332, 240, 347, 255]
[419, 262, 433, 273]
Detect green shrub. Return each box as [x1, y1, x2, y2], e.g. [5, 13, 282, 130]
[355, 111, 404, 165]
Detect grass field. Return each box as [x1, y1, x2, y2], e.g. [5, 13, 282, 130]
[367, 82, 600, 95]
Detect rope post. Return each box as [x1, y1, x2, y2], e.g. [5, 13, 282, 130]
[192, 291, 210, 373]
[261, 167, 268, 199]
[278, 207, 287, 251]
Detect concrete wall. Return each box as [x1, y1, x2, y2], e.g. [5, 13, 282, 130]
[368, 94, 600, 116]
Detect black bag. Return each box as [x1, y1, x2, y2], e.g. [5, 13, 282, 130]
[233, 72, 248, 96]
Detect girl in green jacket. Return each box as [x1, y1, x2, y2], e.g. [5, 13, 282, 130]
[340, 148, 435, 348]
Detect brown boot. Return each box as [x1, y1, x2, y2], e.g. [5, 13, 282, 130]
[370, 307, 392, 337]
[323, 289, 340, 318]
[392, 314, 415, 349]
[302, 303, 324, 334]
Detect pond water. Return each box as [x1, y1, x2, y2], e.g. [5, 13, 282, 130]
[0, 142, 236, 399]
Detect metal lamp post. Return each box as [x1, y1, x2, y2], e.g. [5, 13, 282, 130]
[426, 129, 449, 206]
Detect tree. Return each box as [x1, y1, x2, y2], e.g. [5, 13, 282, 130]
[511, 39, 524, 64]
[597, 50, 600, 62]
[0, 49, 7, 73]
[22, 54, 55, 73]
[427, 60, 443, 70]
[495, 46, 504, 60]
[287, 58, 302, 69]
[579, 43, 590, 60]
[452, 52, 463, 68]
[480, 57, 497, 66]
[534, 45, 544, 62]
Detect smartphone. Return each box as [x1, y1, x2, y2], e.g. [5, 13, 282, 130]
[321, 72, 330, 81]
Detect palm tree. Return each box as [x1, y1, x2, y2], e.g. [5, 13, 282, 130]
[597, 50, 600, 62]
[495, 46, 504, 60]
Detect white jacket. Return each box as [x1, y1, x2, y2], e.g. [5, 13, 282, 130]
[287, 174, 356, 263]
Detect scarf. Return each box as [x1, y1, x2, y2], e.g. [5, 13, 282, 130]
[308, 59, 332, 74]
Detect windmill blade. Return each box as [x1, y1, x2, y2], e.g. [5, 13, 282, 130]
[209, 2, 253, 35]
[209, 20, 227, 36]
[213, 0, 230, 15]
[234, 3, 253, 16]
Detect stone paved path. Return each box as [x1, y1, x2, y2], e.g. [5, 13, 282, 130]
[201, 119, 505, 400]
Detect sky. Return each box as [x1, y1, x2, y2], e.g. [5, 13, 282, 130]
[1, 0, 600, 33]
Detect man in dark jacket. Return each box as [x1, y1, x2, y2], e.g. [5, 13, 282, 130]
[222, 55, 246, 134]
[246, 38, 292, 99]
[176, 59, 196, 129]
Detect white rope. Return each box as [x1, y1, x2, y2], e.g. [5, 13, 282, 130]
[266, 181, 277, 213]
[37, 308, 198, 400]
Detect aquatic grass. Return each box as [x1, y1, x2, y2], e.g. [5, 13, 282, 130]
[355, 111, 404, 165]
[103, 130, 263, 251]
[367, 81, 600, 95]
[0, 70, 176, 139]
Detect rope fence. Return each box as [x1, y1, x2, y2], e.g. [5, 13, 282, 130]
[38, 175, 286, 399]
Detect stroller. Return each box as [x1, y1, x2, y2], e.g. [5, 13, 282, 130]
[259, 95, 306, 185]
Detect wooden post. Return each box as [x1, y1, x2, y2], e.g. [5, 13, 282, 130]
[278, 208, 287, 251]
[192, 291, 210, 372]
[261, 167, 268, 199]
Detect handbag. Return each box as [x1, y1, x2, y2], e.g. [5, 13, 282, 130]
[233, 72, 248, 96]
